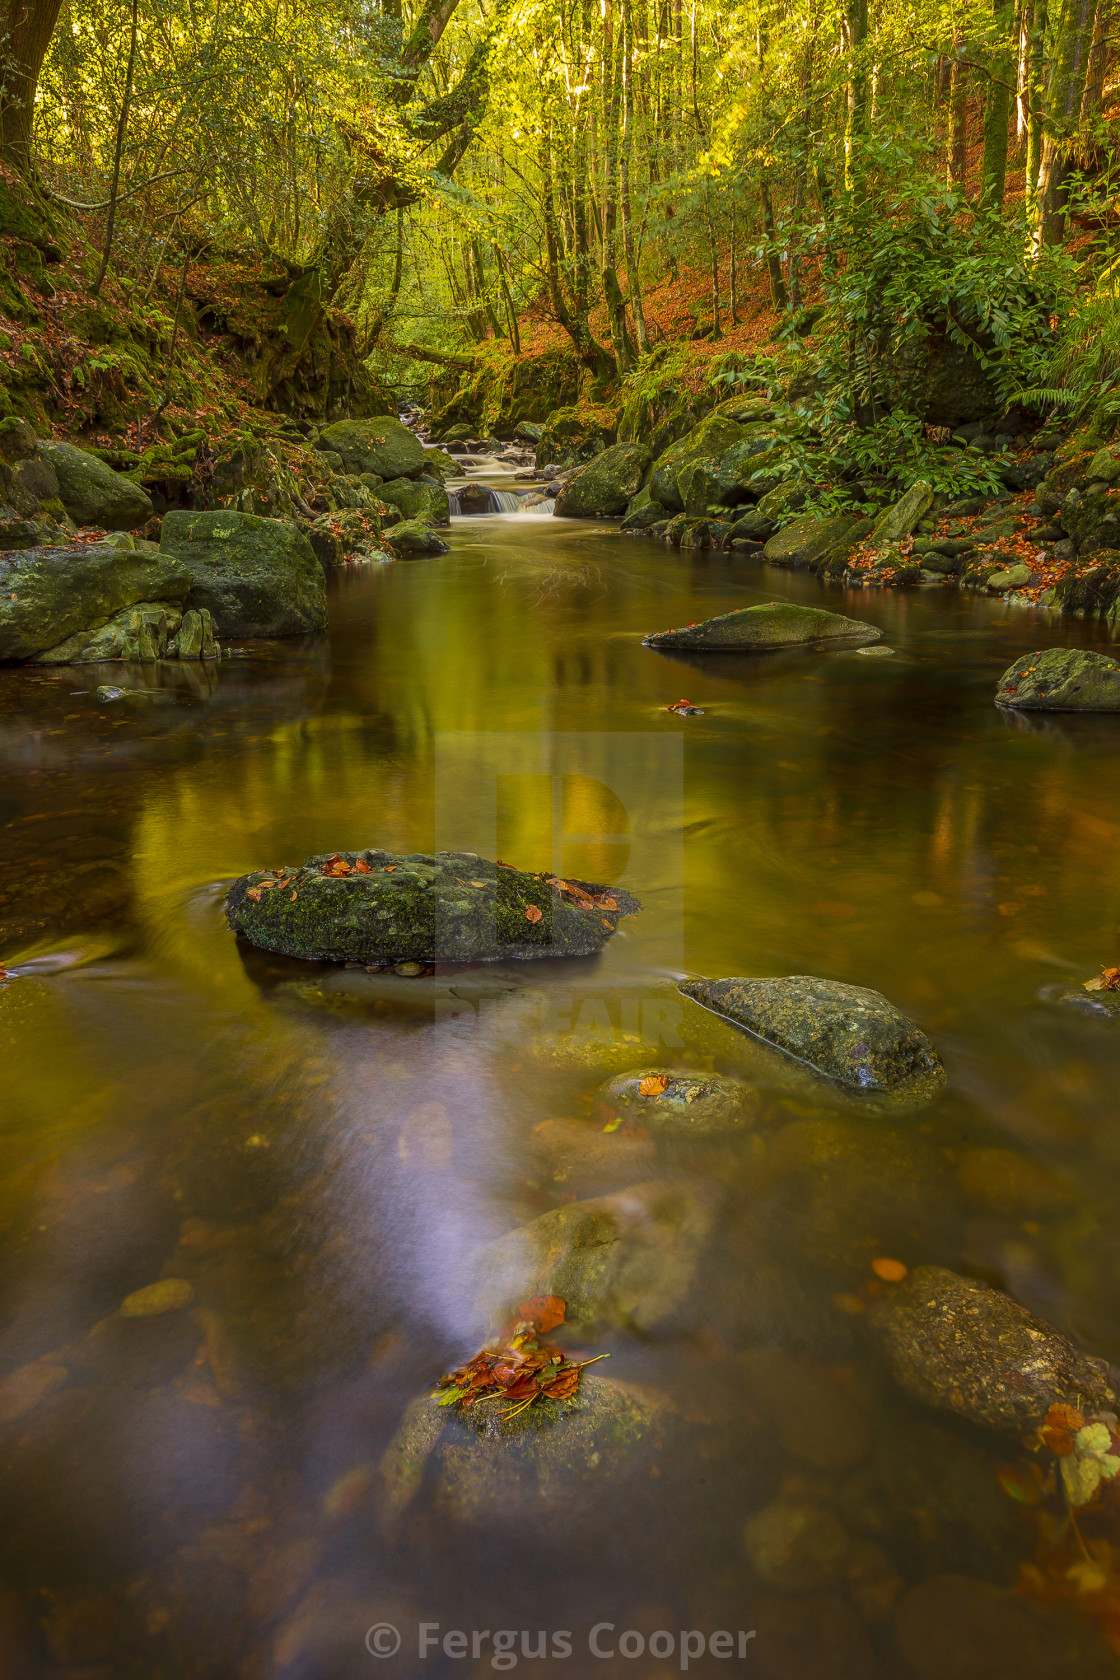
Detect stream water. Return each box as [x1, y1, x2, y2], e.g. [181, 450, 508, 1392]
[3, 516, 1120, 1677]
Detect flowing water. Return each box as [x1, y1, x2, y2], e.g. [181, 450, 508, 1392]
[3, 518, 1120, 1677]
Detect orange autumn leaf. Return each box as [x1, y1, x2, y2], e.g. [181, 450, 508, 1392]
[247, 885, 262, 902]
[539, 1365, 580, 1400]
[1041, 1401, 1085, 1455]
[871, 1257, 908, 1283]
[517, 1295, 566, 1332]
[638, 1074, 671, 1096]
[525, 904, 543, 923]
[353, 858, 372, 873]
[600, 897, 619, 912]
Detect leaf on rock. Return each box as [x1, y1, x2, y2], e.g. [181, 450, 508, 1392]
[871, 1257, 908, 1283]
[518, 1295, 566, 1332]
[638, 1074, 671, 1096]
[525, 904, 543, 923]
[353, 859, 372, 873]
[247, 886, 262, 902]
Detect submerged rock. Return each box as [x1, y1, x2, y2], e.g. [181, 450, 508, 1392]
[893, 1573, 1118, 1680]
[226, 850, 640, 966]
[594, 1066, 756, 1133]
[996, 647, 1120, 711]
[679, 976, 945, 1096]
[869, 1265, 1118, 1432]
[160, 509, 326, 636]
[1039, 980, 1120, 1018]
[744, 1498, 853, 1591]
[471, 1179, 715, 1334]
[643, 602, 881, 653]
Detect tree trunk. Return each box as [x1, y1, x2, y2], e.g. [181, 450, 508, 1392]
[843, 0, 869, 196]
[0, 0, 65, 163]
[601, 0, 636, 370]
[981, 0, 1015, 205]
[1079, 0, 1115, 153]
[1026, 0, 1048, 191]
[759, 173, 787, 312]
[1036, 0, 1098, 245]
[620, 0, 650, 352]
[948, 42, 969, 185]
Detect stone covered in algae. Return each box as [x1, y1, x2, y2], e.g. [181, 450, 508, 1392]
[996, 647, 1120, 711]
[225, 850, 640, 966]
[869, 1265, 1118, 1433]
[679, 975, 945, 1097]
[594, 1066, 756, 1133]
[643, 601, 880, 652]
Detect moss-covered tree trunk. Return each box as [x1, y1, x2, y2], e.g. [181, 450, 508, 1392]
[0, 0, 64, 164]
[981, 0, 1015, 206]
[1035, 0, 1097, 246]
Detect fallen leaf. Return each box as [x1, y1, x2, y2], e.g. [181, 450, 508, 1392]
[290, 891, 298, 901]
[600, 897, 619, 911]
[525, 905, 543, 923]
[871, 1257, 908, 1283]
[247, 886, 262, 902]
[638, 1074, 671, 1096]
[353, 859, 372, 873]
[517, 1295, 566, 1332]
[469, 880, 487, 888]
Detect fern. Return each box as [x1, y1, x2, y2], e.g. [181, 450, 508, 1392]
[1006, 384, 1090, 410]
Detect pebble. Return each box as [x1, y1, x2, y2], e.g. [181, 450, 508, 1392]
[393, 960, 425, 977]
[0, 1358, 68, 1425]
[743, 1498, 852, 1590]
[120, 1277, 195, 1316]
[856, 645, 894, 657]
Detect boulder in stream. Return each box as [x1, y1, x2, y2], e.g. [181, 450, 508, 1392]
[160, 509, 326, 636]
[226, 850, 640, 965]
[554, 441, 652, 517]
[995, 647, 1120, 711]
[643, 602, 881, 653]
[378, 475, 450, 526]
[869, 1265, 1119, 1432]
[0, 543, 191, 663]
[384, 518, 450, 556]
[679, 976, 945, 1097]
[762, 514, 871, 568]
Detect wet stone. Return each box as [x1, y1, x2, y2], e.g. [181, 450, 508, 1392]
[1039, 980, 1120, 1018]
[743, 1498, 853, 1591]
[226, 850, 640, 966]
[643, 601, 881, 653]
[680, 975, 945, 1099]
[594, 1066, 756, 1133]
[120, 1277, 195, 1316]
[869, 1265, 1118, 1432]
[996, 647, 1120, 712]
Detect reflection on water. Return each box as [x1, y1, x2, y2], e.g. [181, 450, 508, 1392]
[2, 523, 1120, 1676]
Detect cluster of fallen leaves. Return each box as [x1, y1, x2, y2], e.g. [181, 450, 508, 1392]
[1085, 967, 1120, 993]
[1018, 1403, 1120, 1509]
[434, 1295, 606, 1419]
[667, 697, 705, 715]
[536, 874, 620, 916]
[246, 869, 299, 904]
[319, 853, 374, 877]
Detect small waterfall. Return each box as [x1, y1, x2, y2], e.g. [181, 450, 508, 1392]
[447, 488, 461, 515]
[525, 497, 556, 516]
[447, 486, 533, 517]
[492, 489, 524, 512]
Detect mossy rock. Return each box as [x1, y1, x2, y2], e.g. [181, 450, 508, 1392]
[643, 602, 880, 653]
[0, 544, 190, 663]
[41, 442, 153, 530]
[594, 1067, 756, 1133]
[763, 514, 869, 568]
[869, 480, 935, 542]
[555, 442, 652, 518]
[317, 416, 426, 480]
[535, 405, 618, 469]
[384, 519, 450, 556]
[680, 975, 945, 1098]
[378, 475, 450, 526]
[1061, 484, 1120, 553]
[995, 646, 1120, 710]
[160, 509, 326, 636]
[647, 415, 746, 511]
[1051, 551, 1120, 616]
[226, 850, 640, 965]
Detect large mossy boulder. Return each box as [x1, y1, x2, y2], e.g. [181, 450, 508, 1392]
[870, 1266, 1118, 1433]
[554, 442, 652, 518]
[226, 849, 640, 965]
[995, 647, 1120, 711]
[648, 416, 746, 512]
[535, 405, 617, 469]
[41, 441, 152, 530]
[763, 514, 870, 568]
[1050, 552, 1120, 616]
[0, 543, 190, 663]
[679, 975, 945, 1098]
[316, 416, 426, 480]
[870, 480, 935, 543]
[643, 602, 880, 653]
[378, 475, 450, 526]
[881, 332, 1001, 428]
[384, 519, 449, 556]
[1060, 484, 1120, 554]
[159, 509, 326, 636]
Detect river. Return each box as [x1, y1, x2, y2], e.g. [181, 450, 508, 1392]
[1, 512, 1120, 1677]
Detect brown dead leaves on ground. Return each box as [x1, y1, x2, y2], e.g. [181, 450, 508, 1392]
[434, 1295, 607, 1420]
